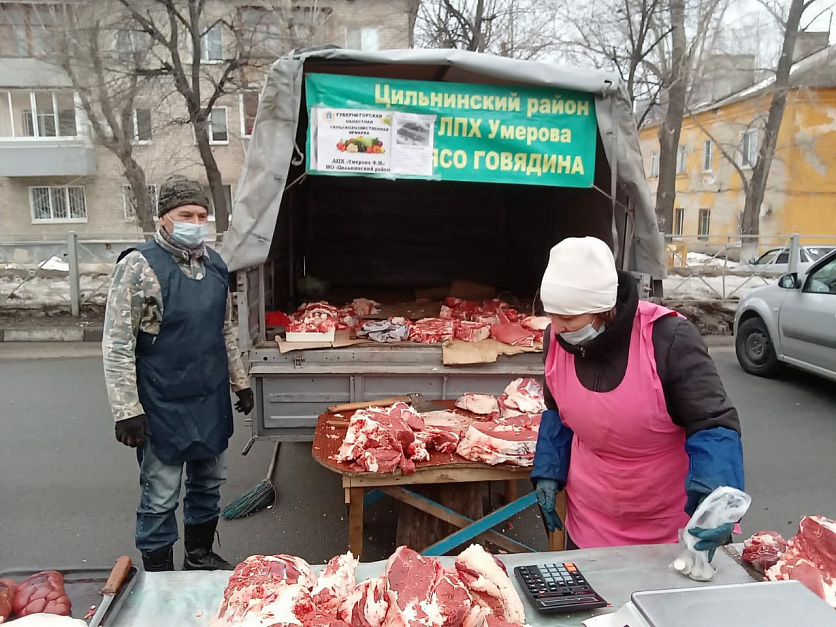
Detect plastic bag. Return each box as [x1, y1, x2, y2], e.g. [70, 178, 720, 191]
[671, 486, 752, 581]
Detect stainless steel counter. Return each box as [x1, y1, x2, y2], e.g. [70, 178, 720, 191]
[113, 544, 756, 626]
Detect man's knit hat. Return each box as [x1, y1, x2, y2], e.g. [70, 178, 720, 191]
[157, 175, 210, 217]
[540, 237, 618, 316]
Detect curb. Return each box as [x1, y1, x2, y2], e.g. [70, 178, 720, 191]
[0, 327, 103, 343]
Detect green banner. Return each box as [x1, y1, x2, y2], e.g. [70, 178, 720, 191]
[305, 73, 597, 188]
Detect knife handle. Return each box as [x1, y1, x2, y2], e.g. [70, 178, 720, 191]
[327, 395, 411, 413]
[101, 556, 133, 595]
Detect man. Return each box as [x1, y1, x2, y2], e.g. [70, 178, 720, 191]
[102, 175, 254, 572]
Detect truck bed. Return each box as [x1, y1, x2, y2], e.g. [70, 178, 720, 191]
[247, 342, 543, 442]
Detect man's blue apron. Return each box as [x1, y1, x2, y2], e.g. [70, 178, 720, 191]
[135, 241, 233, 464]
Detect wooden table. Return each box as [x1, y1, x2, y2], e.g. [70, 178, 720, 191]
[311, 404, 566, 558]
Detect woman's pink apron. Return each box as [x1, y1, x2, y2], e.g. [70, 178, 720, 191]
[545, 301, 690, 548]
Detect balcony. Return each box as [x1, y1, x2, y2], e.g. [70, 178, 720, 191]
[0, 89, 96, 177]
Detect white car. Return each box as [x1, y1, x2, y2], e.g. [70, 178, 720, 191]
[735, 249, 836, 381]
[748, 245, 836, 274]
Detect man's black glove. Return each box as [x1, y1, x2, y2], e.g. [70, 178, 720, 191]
[115, 414, 150, 448]
[235, 388, 255, 415]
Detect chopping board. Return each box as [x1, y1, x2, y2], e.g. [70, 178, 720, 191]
[442, 338, 543, 365]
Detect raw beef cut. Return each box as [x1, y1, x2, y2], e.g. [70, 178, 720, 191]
[482, 617, 526, 627]
[212, 583, 318, 626]
[339, 577, 389, 626]
[497, 378, 545, 417]
[383, 546, 474, 627]
[456, 415, 540, 467]
[518, 315, 550, 344]
[312, 552, 358, 616]
[0, 577, 15, 622]
[489, 311, 536, 348]
[417, 411, 476, 455]
[433, 571, 474, 627]
[454, 321, 491, 343]
[12, 571, 71, 618]
[409, 319, 455, 344]
[454, 394, 499, 418]
[765, 516, 836, 607]
[334, 403, 425, 475]
[455, 545, 525, 625]
[441, 298, 483, 321]
[742, 531, 789, 572]
[213, 555, 317, 625]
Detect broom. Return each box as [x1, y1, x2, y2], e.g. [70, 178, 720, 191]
[222, 442, 281, 520]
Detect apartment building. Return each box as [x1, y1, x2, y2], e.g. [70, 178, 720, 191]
[0, 0, 418, 241]
[640, 35, 836, 244]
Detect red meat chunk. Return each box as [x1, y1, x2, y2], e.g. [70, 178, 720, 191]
[12, 571, 71, 617]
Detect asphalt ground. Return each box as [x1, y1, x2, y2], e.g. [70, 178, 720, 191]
[0, 343, 834, 571]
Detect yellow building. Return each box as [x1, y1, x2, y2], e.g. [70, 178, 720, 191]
[640, 44, 836, 248]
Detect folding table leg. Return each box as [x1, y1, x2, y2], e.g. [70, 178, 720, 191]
[348, 487, 365, 559]
[423, 491, 538, 556]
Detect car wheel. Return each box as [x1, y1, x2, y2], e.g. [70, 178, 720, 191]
[736, 317, 780, 377]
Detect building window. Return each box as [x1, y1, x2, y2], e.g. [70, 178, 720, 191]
[3, 91, 77, 138]
[673, 207, 684, 236]
[208, 107, 228, 144]
[739, 128, 758, 168]
[122, 184, 157, 220]
[676, 145, 687, 174]
[201, 23, 223, 62]
[240, 91, 258, 137]
[30, 186, 86, 223]
[649, 150, 659, 177]
[698, 209, 711, 240]
[133, 109, 152, 143]
[702, 139, 713, 172]
[0, 4, 61, 57]
[239, 7, 280, 57]
[115, 29, 149, 63]
[346, 27, 379, 51]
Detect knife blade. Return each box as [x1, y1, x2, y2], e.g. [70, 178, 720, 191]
[88, 556, 132, 627]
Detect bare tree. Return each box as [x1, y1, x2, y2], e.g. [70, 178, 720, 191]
[740, 0, 809, 241]
[686, 0, 812, 258]
[114, 0, 333, 233]
[561, 0, 728, 233]
[114, 0, 240, 232]
[653, 0, 687, 235]
[558, 0, 668, 124]
[48, 5, 156, 233]
[416, 0, 557, 59]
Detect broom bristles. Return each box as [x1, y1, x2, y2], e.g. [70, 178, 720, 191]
[222, 480, 276, 520]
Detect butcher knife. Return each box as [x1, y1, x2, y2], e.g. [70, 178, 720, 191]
[328, 393, 446, 414]
[88, 555, 132, 627]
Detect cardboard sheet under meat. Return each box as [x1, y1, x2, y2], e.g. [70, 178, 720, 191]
[442, 338, 543, 365]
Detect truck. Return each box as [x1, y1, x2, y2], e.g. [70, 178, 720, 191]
[219, 47, 665, 451]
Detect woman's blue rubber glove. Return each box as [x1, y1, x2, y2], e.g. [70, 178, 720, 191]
[688, 522, 734, 562]
[535, 479, 563, 532]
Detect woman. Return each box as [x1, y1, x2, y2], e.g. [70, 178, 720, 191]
[532, 237, 744, 553]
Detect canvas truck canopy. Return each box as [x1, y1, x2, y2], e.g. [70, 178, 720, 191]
[220, 47, 664, 280]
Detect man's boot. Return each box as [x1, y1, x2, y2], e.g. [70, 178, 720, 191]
[183, 518, 234, 570]
[141, 545, 175, 572]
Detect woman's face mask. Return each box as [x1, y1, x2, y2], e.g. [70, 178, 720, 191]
[559, 323, 605, 345]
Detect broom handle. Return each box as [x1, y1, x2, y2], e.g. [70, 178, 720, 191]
[265, 442, 281, 482]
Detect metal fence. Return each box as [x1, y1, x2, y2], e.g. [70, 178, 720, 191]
[3, 230, 836, 313]
[662, 233, 836, 301]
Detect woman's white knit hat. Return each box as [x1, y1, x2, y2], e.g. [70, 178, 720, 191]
[540, 237, 618, 315]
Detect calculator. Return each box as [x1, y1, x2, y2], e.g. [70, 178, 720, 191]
[514, 562, 608, 614]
